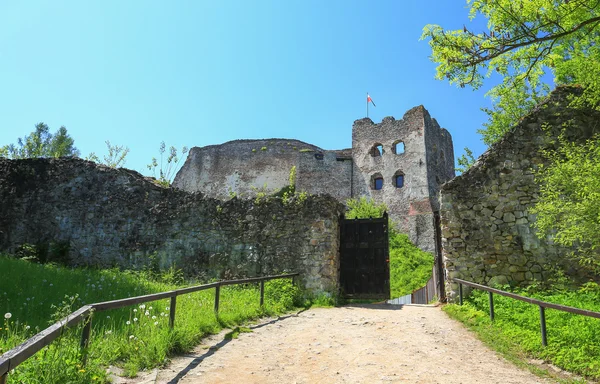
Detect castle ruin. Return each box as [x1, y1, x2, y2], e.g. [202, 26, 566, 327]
[174, 105, 455, 254]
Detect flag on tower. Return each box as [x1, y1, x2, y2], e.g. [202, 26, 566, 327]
[367, 93, 376, 107]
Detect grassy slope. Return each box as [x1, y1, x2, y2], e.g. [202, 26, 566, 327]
[444, 285, 600, 381]
[0, 256, 299, 383]
[389, 232, 434, 298]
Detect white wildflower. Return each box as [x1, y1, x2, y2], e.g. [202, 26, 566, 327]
[133, 317, 138, 322]
[154, 321, 159, 326]
[4, 313, 11, 319]
[139, 304, 146, 310]
[152, 316, 157, 320]
[145, 311, 150, 316]
[129, 335, 134, 339]
[126, 321, 131, 325]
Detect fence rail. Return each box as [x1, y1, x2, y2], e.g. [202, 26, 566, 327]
[454, 278, 600, 346]
[0, 273, 298, 383]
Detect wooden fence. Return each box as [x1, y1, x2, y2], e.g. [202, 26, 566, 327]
[387, 268, 436, 305]
[0, 273, 298, 384]
[455, 278, 600, 346]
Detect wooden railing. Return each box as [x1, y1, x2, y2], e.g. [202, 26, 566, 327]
[455, 278, 600, 346]
[0, 273, 299, 384]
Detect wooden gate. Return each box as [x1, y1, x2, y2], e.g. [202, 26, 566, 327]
[339, 213, 390, 299]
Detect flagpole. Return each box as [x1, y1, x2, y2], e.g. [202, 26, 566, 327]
[366, 92, 369, 118]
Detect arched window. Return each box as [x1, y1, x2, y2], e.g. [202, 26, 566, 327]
[371, 173, 384, 190]
[392, 140, 405, 155]
[370, 143, 384, 157]
[394, 171, 405, 188]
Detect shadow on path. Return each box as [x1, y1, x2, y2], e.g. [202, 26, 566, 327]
[166, 310, 307, 384]
[341, 303, 438, 311]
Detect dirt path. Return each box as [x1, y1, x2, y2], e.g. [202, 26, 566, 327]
[124, 304, 552, 384]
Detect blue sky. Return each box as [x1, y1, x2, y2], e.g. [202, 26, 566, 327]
[0, 1, 495, 176]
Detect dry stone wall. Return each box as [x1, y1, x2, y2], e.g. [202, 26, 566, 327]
[440, 87, 600, 301]
[0, 158, 344, 294]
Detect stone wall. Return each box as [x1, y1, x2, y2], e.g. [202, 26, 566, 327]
[0, 158, 345, 294]
[175, 106, 455, 257]
[173, 139, 353, 202]
[352, 107, 455, 253]
[440, 87, 600, 301]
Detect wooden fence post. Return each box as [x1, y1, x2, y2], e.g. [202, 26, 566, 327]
[260, 280, 265, 307]
[459, 283, 463, 305]
[539, 305, 548, 346]
[488, 292, 495, 321]
[169, 296, 177, 329]
[214, 285, 220, 314]
[1, 373, 7, 384]
[79, 314, 93, 364]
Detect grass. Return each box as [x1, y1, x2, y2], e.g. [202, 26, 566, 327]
[389, 232, 434, 298]
[0, 256, 301, 383]
[444, 282, 600, 381]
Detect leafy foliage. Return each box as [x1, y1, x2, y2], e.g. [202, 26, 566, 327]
[455, 146, 476, 173]
[389, 233, 434, 297]
[1, 123, 79, 159]
[86, 140, 130, 168]
[422, 0, 600, 145]
[345, 196, 387, 219]
[147, 141, 189, 187]
[531, 135, 600, 273]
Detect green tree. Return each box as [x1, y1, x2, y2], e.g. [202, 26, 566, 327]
[422, 0, 600, 145]
[423, 1, 600, 274]
[147, 141, 189, 187]
[1, 123, 79, 158]
[455, 147, 476, 174]
[531, 135, 600, 273]
[86, 140, 130, 168]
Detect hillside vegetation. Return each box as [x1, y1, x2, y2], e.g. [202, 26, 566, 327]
[444, 281, 600, 380]
[389, 233, 434, 298]
[0, 256, 299, 383]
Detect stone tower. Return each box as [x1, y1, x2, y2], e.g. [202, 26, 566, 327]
[173, 105, 455, 254]
[351, 106, 455, 252]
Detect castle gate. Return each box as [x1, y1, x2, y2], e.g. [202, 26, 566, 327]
[339, 213, 390, 299]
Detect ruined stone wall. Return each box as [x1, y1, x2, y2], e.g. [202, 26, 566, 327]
[0, 158, 345, 294]
[424, 113, 455, 212]
[173, 139, 352, 202]
[174, 107, 454, 256]
[440, 87, 600, 301]
[352, 107, 454, 253]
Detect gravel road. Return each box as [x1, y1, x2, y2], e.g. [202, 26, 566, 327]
[122, 304, 551, 384]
